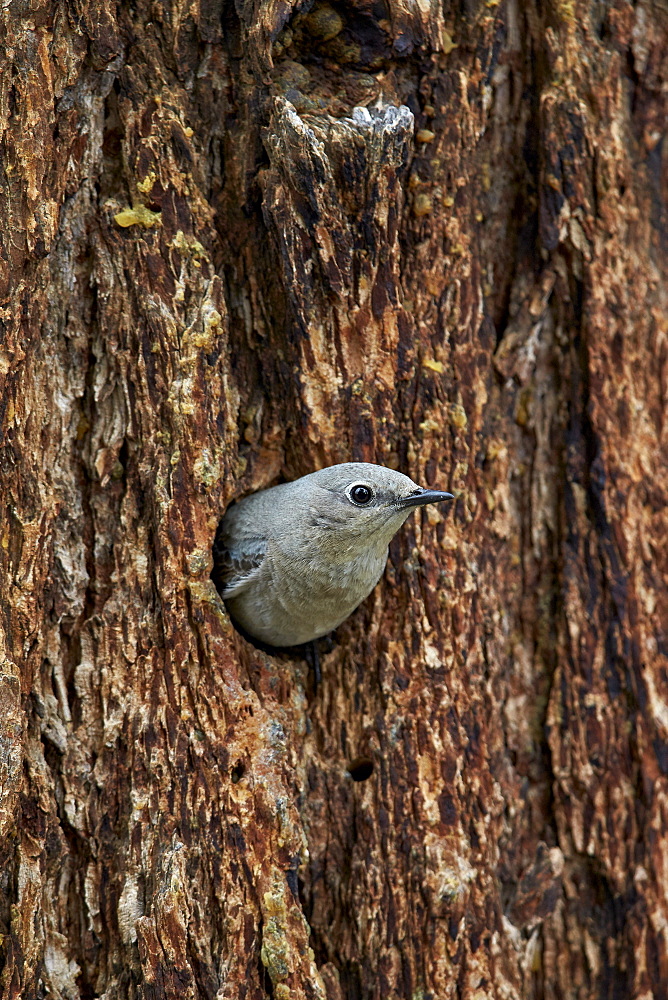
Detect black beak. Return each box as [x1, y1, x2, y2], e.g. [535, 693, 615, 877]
[398, 489, 455, 509]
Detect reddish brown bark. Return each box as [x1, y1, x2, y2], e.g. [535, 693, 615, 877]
[1, 1, 667, 998]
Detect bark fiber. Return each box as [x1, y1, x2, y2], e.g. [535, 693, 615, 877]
[1, 1, 667, 998]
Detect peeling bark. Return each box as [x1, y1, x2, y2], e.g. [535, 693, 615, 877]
[1, 1, 667, 999]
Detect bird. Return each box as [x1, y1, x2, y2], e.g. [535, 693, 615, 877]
[212, 462, 454, 649]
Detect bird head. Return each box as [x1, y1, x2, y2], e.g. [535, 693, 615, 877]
[297, 462, 454, 560]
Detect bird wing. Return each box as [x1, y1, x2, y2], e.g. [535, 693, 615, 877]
[212, 532, 267, 598]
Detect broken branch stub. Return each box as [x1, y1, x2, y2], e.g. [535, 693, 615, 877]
[261, 98, 414, 318]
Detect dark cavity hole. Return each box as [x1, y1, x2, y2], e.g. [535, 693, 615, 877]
[230, 761, 245, 783]
[347, 757, 374, 781]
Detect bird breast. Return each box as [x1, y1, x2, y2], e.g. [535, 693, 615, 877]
[268, 544, 388, 637]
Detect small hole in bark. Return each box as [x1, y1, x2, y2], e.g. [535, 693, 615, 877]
[231, 761, 245, 783]
[347, 757, 374, 781]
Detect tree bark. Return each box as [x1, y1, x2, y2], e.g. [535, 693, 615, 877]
[1, 1, 667, 999]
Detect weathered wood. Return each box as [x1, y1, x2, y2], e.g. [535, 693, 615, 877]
[1, 1, 667, 998]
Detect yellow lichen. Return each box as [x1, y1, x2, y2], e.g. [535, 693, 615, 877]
[486, 439, 504, 461]
[449, 404, 467, 429]
[136, 171, 157, 194]
[554, 0, 575, 23]
[194, 449, 221, 488]
[422, 358, 444, 374]
[515, 389, 531, 426]
[187, 549, 210, 575]
[114, 205, 162, 228]
[413, 193, 433, 217]
[260, 886, 291, 985]
[442, 31, 457, 54]
[170, 230, 207, 260]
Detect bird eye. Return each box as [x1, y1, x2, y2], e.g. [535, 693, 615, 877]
[348, 483, 373, 506]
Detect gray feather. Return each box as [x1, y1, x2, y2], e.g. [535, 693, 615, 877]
[212, 532, 266, 597]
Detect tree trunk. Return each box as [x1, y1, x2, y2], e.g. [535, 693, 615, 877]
[1, 1, 667, 998]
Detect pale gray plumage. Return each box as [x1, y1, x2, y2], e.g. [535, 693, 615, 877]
[212, 462, 454, 647]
